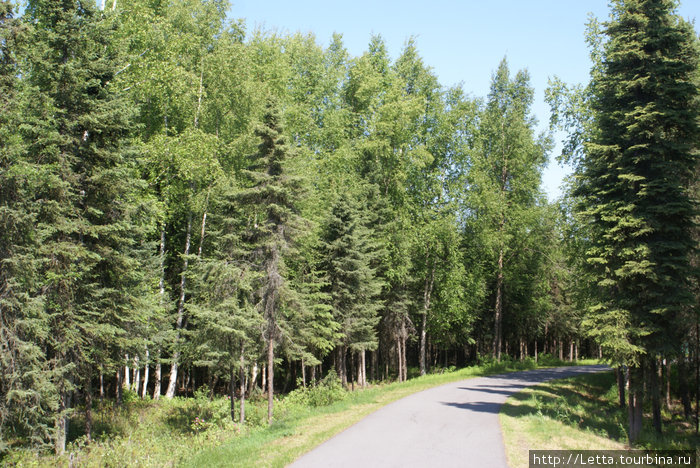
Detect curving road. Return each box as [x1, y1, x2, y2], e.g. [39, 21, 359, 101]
[288, 365, 609, 468]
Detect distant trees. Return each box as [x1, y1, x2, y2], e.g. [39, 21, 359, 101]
[468, 59, 549, 362]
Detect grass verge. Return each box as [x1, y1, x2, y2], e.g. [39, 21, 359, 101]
[185, 357, 598, 468]
[3, 356, 596, 468]
[500, 370, 700, 468]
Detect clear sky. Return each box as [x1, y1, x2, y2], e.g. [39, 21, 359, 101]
[229, 0, 700, 200]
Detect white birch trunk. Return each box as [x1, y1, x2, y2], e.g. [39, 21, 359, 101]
[249, 362, 259, 395]
[124, 354, 130, 389]
[166, 214, 192, 398]
[133, 356, 140, 394]
[141, 347, 150, 399]
[153, 226, 166, 400]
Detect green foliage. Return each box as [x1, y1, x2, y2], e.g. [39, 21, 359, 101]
[572, 0, 699, 369]
[466, 58, 550, 360]
[3, 0, 663, 457]
[286, 370, 347, 408]
[321, 194, 382, 353]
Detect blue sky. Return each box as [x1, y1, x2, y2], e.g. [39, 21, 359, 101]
[229, 0, 700, 200]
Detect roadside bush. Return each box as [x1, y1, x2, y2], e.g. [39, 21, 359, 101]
[165, 386, 231, 434]
[286, 370, 347, 408]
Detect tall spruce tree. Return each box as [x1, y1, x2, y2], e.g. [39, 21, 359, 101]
[321, 194, 382, 387]
[237, 101, 303, 423]
[188, 177, 263, 423]
[19, 0, 145, 452]
[0, 0, 56, 450]
[577, 0, 699, 441]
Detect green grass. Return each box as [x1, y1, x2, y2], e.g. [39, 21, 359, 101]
[185, 356, 597, 468]
[2, 356, 596, 468]
[500, 371, 700, 468]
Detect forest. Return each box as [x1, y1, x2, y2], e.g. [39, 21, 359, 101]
[0, 0, 698, 460]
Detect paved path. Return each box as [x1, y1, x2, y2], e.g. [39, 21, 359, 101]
[288, 365, 609, 468]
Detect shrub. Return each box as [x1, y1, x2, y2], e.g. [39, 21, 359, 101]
[285, 370, 347, 408]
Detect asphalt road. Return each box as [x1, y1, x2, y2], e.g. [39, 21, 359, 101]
[288, 365, 609, 468]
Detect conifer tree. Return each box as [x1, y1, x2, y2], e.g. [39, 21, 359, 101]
[576, 0, 699, 441]
[19, 0, 146, 452]
[0, 0, 56, 449]
[321, 194, 382, 387]
[236, 101, 303, 422]
[188, 178, 262, 423]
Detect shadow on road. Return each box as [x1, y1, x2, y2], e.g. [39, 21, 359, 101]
[456, 386, 528, 397]
[441, 400, 502, 413]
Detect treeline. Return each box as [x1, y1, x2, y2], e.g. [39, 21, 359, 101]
[0, 0, 696, 456]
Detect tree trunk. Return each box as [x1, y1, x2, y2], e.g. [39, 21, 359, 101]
[350, 351, 356, 391]
[559, 340, 563, 360]
[240, 346, 246, 425]
[420, 265, 435, 376]
[371, 350, 377, 382]
[569, 340, 574, 362]
[401, 336, 408, 382]
[84, 378, 92, 443]
[194, 57, 204, 128]
[262, 364, 266, 392]
[141, 347, 150, 399]
[249, 362, 258, 395]
[115, 369, 122, 407]
[664, 359, 671, 410]
[628, 366, 643, 443]
[166, 213, 192, 399]
[361, 349, 367, 388]
[197, 188, 210, 258]
[283, 359, 293, 394]
[616, 366, 626, 408]
[338, 346, 347, 387]
[153, 225, 166, 401]
[396, 337, 403, 382]
[133, 355, 140, 394]
[124, 354, 130, 389]
[492, 247, 504, 362]
[534, 339, 538, 364]
[301, 358, 306, 388]
[651, 359, 662, 434]
[54, 387, 70, 455]
[267, 338, 274, 423]
[679, 354, 692, 419]
[153, 353, 162, 400]
[209, 374, 218, 400]
[695, 315, 700, 434]
[229, 365, 236, 423]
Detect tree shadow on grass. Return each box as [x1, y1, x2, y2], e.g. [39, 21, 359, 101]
[499, 371, 627, 442]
